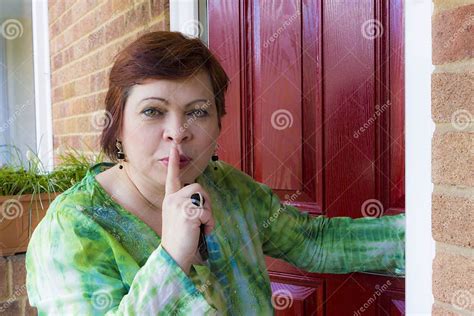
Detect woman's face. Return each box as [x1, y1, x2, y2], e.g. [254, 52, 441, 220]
[120, 70, 220, 188]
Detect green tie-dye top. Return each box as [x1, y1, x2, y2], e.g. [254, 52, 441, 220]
[26, 160, 405, 315]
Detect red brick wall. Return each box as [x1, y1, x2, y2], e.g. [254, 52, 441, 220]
[49, 0, 169, 162]
[0, 255, 36, 315]
[431, 1, 474, 315]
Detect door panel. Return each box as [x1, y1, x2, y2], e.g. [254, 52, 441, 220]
[208, 1, 405, 314]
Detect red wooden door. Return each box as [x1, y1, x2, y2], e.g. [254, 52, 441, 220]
[208, 1, 405, 315]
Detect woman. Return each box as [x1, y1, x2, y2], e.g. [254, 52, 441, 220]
[26, 31, 405, 315]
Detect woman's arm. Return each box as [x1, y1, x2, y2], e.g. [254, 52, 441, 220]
[258, 184, 405, 275]
[26, 206, 216, 315]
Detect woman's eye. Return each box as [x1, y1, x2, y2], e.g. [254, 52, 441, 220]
[142, 108, 162, 117]
[188, 109, 209, 117]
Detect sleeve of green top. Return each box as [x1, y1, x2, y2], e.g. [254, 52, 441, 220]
[258, 184, 405, 275]
[26, 206, 216, 315]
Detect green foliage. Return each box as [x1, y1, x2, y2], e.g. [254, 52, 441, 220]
[0, 145, 105, 196]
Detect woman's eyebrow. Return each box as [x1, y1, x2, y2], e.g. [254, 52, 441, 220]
[138, 97, 210, 108]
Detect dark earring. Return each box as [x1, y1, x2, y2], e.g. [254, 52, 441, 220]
[211, 151, 219, 170]
[116, 140, 125, 169]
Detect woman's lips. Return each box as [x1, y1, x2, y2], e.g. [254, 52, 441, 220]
[159, 158, 191, 169]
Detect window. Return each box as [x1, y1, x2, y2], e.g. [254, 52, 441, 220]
[0, 0, 52, 170]
[0, 0, 36, 166]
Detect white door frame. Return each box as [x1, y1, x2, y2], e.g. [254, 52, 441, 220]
[405, 1, 435, 315]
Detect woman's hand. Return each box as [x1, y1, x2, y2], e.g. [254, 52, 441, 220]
[160, 144, 215, 275]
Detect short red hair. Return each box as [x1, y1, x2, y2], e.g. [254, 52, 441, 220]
[100, 31, 229, 161]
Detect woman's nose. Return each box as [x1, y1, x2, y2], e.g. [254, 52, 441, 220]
[162, 116, 192, 143]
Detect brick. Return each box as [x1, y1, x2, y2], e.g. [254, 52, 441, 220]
[0, 300, 21, 316]
[53, 9, 73, 39]
[63, 82, 76, 100]
[139, 16, 168, 36]
[64, 46, 74, 66]
[52, 52, 63, 70]
[71, 0, 100, 23]
[434, 0, 474, 11]
[72, 35, 93, 63]
[8, 255, 27, 297]
[432, 131, 474, 186]
[52, 102, 67, 120]
[123, 1, 152, 30]
[0, 257, 8, 299]
[432, 303, 463, 315]
[150, 0, 168, 16]
[432, 249, 474, 312]
[432, 193, 474, 247]
[67, 10, 105, 54]
[53, 135, 61, 150]
[79, 115, 98, 134]
[48, 0, 67, 26]
[55, 0, 124, 57]
[51, 86, 63, 104]
[53, 32, 67, 56]
[90, 70, 108, 92]
[53, 94, 103, 121]
[59, 135, 101, 152]
[88, 27, 106, 52]
[109, 0, 135, 16]
[73, 75, 93, 97]
[432, 71, 474, 123]
[53, 119, 64, 135]
[105, 14, 126, 43]
[432, 4, 474, 64]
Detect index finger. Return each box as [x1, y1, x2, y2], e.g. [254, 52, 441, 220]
[165, 144, 182, 195]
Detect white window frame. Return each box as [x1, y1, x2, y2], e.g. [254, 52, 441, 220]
[32, 0, 53, 171]
[173, 2, 435, 314]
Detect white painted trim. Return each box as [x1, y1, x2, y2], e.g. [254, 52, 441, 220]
[170, 0, 200, 38]
[405, 1, 435, 315]
[32, 0, 54, 171]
